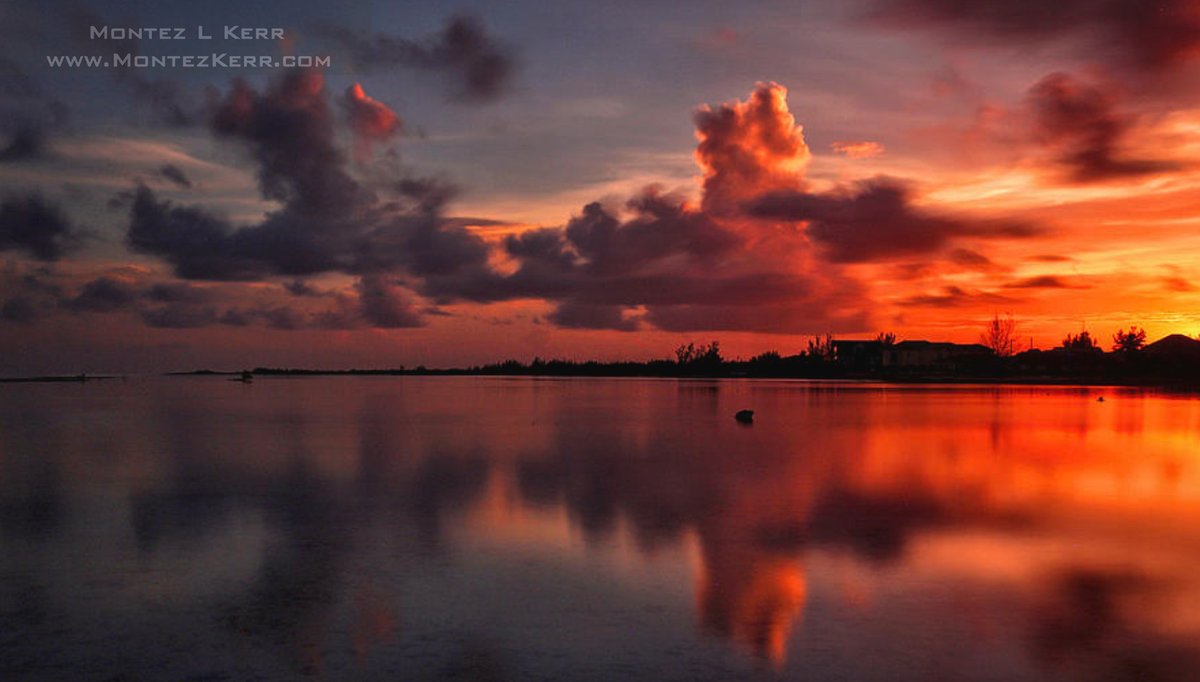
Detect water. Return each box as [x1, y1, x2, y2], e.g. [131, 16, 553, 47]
[1, 377, 1198, 680]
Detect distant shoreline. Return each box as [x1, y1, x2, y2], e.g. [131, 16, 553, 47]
[9, 335, 1200, 390]
[0, 375, 123, 384]
[1, 370, 1195, 391]
[157, 367, 1200, 390]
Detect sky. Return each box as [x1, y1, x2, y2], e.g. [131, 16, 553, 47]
[2, 0, 1200, 373]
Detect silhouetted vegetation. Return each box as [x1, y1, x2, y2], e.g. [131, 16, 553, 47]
[980, 313, 1017, 357]
[806, 334, 835, 361]
[1061, 330, 1100, 351]
[165, 325, 1200, 387]
[1112, 326, 1146, 353]
[674, 341, 723, 374]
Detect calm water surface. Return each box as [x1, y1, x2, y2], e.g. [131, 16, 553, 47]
[2, 377, 1199, 680]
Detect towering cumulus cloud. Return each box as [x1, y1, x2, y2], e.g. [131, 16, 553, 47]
[419, 83, 870, 333]
[694, 83, 811, 215]
[115, 79, 1046, 334]
[29, 66, 1055, 339]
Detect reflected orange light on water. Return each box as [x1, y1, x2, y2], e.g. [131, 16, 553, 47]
[5, 378, 1200, 678]
[454, 384, 1200, 665]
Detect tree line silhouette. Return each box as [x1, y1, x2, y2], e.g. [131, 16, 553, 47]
[235, 317, 1200, 385]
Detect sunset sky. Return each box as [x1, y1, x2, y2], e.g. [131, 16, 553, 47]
[3, 0, 1200, 373]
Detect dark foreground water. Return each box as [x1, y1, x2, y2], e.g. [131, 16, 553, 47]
[2, 377, 1199, 681]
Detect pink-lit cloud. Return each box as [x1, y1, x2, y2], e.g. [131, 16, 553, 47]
[341, 83, 402, 162]
[832, 140, 885, 159]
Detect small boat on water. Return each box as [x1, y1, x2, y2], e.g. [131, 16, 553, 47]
[230, 371, 253, 383]
[735, 409, 754, 424]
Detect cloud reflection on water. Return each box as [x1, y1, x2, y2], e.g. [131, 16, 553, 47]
[1, 378, 1199, 679]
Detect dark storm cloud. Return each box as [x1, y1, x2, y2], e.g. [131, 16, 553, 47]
[427, 189, 747, 307]
[127, 186, 267, 280]
[547, 301, 638, 332]
[66, 276, 139, 312]
[127, 72, 492, 286]
[355, 274, 423, 328]
[457, 190, 749, 304]
[213, 284, 414, 331]
[0, 125, 46, 162]
[448, 192, 739, 305]
[48, 273, 226, 326]
[14, 265, 424, 332]
[1026, 73, 1177, 183]
[207, 73, 368, 213]
[0, 194, 79, 261]
[565, 191, 742, 274]
[400, 83, 887, 333]
[156, 164, 193, 189]
[873, 0, 1200, 74]
[748, 177, 1041, 263]
[417, 187, 869, 333]
[318, 14, 516, 102]
[118, 77, 1024, 335]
